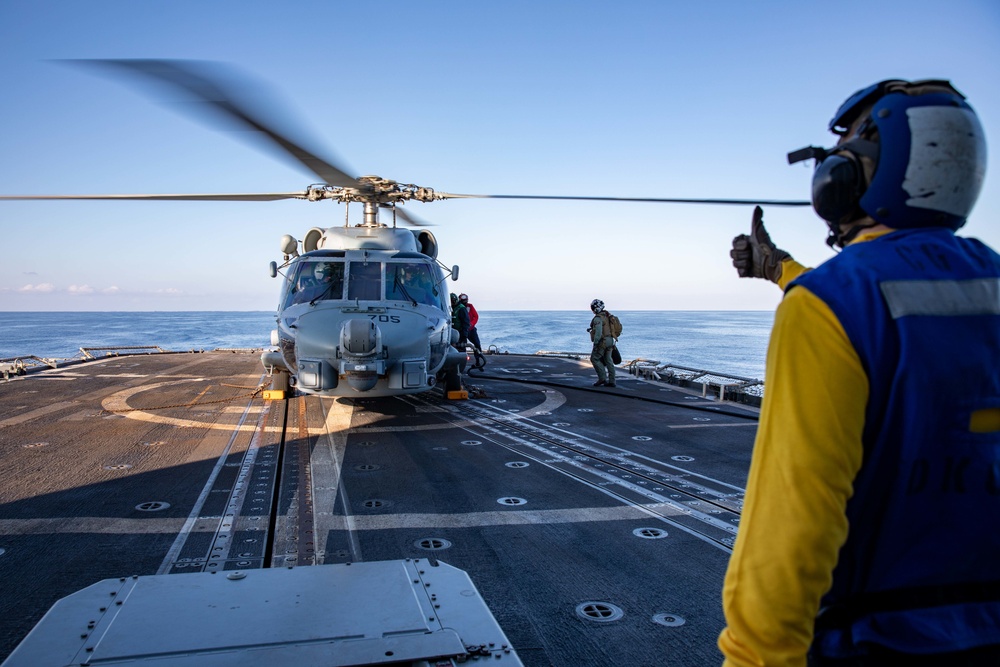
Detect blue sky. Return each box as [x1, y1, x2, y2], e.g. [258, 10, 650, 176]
[1, 0, 998, 311]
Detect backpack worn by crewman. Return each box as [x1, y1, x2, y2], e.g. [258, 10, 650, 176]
[603, 311, 623, 364]
[603, 312, 623, 339]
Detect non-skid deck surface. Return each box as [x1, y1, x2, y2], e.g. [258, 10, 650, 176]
[0, 351, 759, 666]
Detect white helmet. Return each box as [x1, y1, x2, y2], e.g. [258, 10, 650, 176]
[590, 299, 604, 313]
[313, 262, 333, 281]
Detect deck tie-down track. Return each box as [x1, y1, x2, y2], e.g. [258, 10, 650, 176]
[405, 390, 745, 551]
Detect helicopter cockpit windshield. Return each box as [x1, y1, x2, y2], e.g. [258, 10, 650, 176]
[347, 261, 382, 301]
[387, 262, 444, 308]
[286, 260, 345, 307]
[283, 257, 445, 310]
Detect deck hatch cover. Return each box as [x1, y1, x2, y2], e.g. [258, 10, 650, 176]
[1, 560, 524, 666]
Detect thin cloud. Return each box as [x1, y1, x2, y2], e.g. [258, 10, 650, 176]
[17, 283, 55, 293]
[4, 284, 183, 297]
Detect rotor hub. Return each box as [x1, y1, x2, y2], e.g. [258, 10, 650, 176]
[301, 176, 441, 207]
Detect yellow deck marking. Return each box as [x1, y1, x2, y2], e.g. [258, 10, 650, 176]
[101, 379, 273, 432]
[187, 385, 212, 406]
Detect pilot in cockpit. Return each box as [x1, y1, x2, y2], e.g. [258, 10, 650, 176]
[392, 264, 434, 305]
[292, 261, 343, 304]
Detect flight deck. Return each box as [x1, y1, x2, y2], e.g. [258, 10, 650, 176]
[0, 350, 759, 666]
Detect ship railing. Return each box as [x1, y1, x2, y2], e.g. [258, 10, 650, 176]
[2, 348, 267, 380]
[533, 350, 590, 360]
[79, 345, 169, 359]
[78, 346, 262, 359]
[625, 359, 764, 404]
[484, 349, 763, 405]
[485, 347, 585, 358]
[1, 355, 61, 379]
[2, 348, 170, 378]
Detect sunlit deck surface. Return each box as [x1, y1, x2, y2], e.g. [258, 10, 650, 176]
[0, 350, 759, 666]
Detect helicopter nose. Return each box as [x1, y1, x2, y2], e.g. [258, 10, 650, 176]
[292, 310, 345, 391]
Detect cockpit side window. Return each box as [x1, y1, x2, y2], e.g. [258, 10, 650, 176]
[347, 261, 383, 301]
[286, 260, 345, 307]
[387, 262, 442, 307]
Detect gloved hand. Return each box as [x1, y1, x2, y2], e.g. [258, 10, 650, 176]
[730, 206, 791, 283]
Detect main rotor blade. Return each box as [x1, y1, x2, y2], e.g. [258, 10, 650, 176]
[71, 59, 364, 191]
[435, 193, 812, 206]
[0, 192, 308, 202]
[390, 206, 434, 227]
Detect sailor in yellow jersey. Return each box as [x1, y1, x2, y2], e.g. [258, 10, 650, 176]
[720, 80, 1000, 666]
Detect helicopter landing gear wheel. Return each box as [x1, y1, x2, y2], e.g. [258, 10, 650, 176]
[270, 369, 291, 393]
[441, 362, 469, 399]
[443, 365, 462, 391]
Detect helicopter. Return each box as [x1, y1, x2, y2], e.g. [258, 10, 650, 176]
[0, 60, 810, 399]
[261, 190, 464, 398]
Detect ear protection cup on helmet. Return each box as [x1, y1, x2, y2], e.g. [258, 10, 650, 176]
[811, 152, 865, 226]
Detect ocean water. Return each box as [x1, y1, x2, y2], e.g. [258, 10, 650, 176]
[0, 310, 773, 380]
[482, 311, 772, 380]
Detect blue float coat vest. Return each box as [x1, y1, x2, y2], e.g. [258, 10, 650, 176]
[788, 227, 1000, 657]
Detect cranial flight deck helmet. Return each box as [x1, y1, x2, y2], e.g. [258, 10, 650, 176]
[590, 299, 605, 313]
[313, 262, 333, 280]
[788, 79, 987, 247]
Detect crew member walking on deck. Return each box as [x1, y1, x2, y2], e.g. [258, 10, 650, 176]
[719, 80, 1000, 666]
[588, 299, 616, 387]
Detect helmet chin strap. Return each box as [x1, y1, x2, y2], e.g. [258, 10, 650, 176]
[827, 219, 879, 249]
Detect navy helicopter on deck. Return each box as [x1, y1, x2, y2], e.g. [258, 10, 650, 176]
[0, 60, 810, 399]
[262, 187, 463, 397]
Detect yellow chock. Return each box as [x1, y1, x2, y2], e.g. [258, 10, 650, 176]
[446, 390, 469, 400]
[263, 390, 286, 400]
